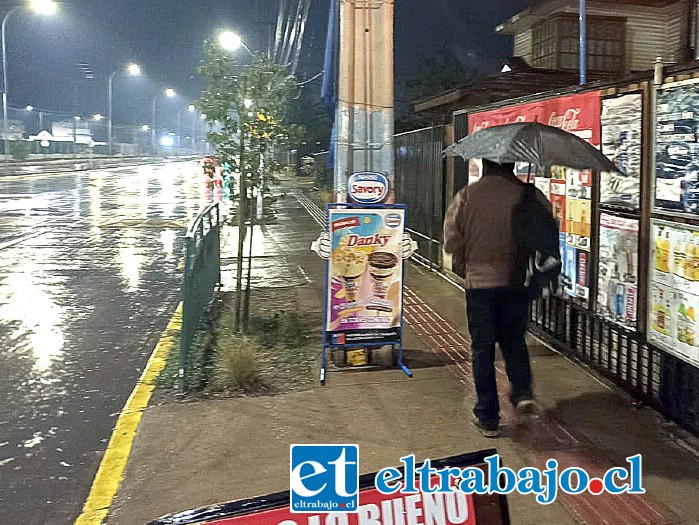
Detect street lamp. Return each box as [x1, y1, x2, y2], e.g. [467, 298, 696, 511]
[25, 105, 33, 112]
[151, 88, 176, 156]
[74, 116, 81, 121]
[30, 0, 57, 15]
[108, 62, 141, 156]
[2, 0, 57, 158]
[140, 124, 149, 132]
[219, 30, 254, 56]
[243, 99, 253, 109]
[188, 105, 196, 147]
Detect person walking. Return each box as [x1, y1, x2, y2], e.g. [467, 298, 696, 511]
[443, 159, 558, 437]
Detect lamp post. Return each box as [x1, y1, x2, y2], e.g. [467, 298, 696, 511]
[2, 0, 57, 158]
[187, 104, 197, 154]
[151, 88, 176, 157]
[72, 115, 81, 146]
[139, 124, 149, 154]
[108, 62, 140, 156]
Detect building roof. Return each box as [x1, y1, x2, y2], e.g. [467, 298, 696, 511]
[412, 59, 609, 115]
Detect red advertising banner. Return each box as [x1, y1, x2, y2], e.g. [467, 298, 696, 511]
[468, 91, 603, 147]
[146, 452, 510, 525]
[191, 487, 477, 525]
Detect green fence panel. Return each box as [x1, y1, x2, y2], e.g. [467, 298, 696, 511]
[179, 203, 222, 393]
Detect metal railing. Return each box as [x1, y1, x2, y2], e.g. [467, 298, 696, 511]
[179, 202, 222, 392]
[530, 295, 699, 434]
[395, 126, 446, 269]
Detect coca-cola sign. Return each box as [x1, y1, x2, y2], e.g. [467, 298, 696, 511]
[468, 91, 602, 147]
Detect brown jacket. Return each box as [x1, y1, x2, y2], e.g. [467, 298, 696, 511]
[443, 174, 551, 289]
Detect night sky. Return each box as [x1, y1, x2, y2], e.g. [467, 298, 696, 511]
[4, 0, 531, 128]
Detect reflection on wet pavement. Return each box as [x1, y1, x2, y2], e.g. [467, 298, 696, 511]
[0, 161, 208, 524]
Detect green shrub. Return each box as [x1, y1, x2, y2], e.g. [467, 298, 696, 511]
[213, 335, 264, 392]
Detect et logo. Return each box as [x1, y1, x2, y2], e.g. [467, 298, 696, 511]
[290, 445, 359, 513]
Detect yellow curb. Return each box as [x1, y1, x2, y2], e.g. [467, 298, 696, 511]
[74, 303, 183, 525]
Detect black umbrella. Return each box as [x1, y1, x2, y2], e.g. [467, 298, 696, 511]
[443, 122, 618, 173]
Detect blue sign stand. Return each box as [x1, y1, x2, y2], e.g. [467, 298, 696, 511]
[319, 203, 413, 385]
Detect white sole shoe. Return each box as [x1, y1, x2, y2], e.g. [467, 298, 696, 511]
[515, 399, 537, 415]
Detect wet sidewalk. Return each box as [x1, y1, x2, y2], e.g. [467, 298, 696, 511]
[107, 184, 699, 525]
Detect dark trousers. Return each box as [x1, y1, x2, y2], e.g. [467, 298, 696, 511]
[466, 288, 533, 424]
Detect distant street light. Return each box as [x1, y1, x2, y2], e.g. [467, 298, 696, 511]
[219, 30, 254, 56]
[108, 62, 141, 156]
[93, 114, 103, 121]
[25, 105, 33, 112]
[29, 0, 57, 15]
[187, 104, 196, 112]
[2, 0, 57, 158]
[151, 88, 177, 156]
[244, 99, 253, 109]
[74, 115, 81, 121]
[141, 124, 149, 132]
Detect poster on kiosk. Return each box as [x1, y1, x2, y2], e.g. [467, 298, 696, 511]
[312, 172, 416, 384]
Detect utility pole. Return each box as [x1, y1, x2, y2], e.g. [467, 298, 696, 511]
[334, 0, 395, 203]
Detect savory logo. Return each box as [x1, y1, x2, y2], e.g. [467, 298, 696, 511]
[348, 172, 389, 204]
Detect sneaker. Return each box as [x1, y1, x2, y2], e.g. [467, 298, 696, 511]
[515, 398, 537, 415]
[473, 418, 502, 438]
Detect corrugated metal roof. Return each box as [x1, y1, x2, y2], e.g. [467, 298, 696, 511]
[412, 63, 610, 114]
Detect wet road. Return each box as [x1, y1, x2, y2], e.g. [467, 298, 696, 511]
[0, 161, 211, 524]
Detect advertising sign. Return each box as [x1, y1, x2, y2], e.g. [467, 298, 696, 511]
[597, 214, 639, 328]
[348, 172, 390, 204]
[550, 175, 567, 233]
[656, 79, 699, 215]
[649, 220, 699, 367]
[600, 94, 642, 209]
[467, 93, 601, 306]
[577, 250, 590, 301]
[565, 167, 592, 251]
[467, 91, 602, 203]
[548, 166, 591, 304]
[164, 487, 476, 525]
[146, 451, 511, 525]
[468, 91, 602, 146]
[326, 207, 405, 345]
[563, 241, 577, 297]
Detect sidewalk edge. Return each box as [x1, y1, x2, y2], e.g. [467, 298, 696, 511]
[73, 303, 182, 525]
